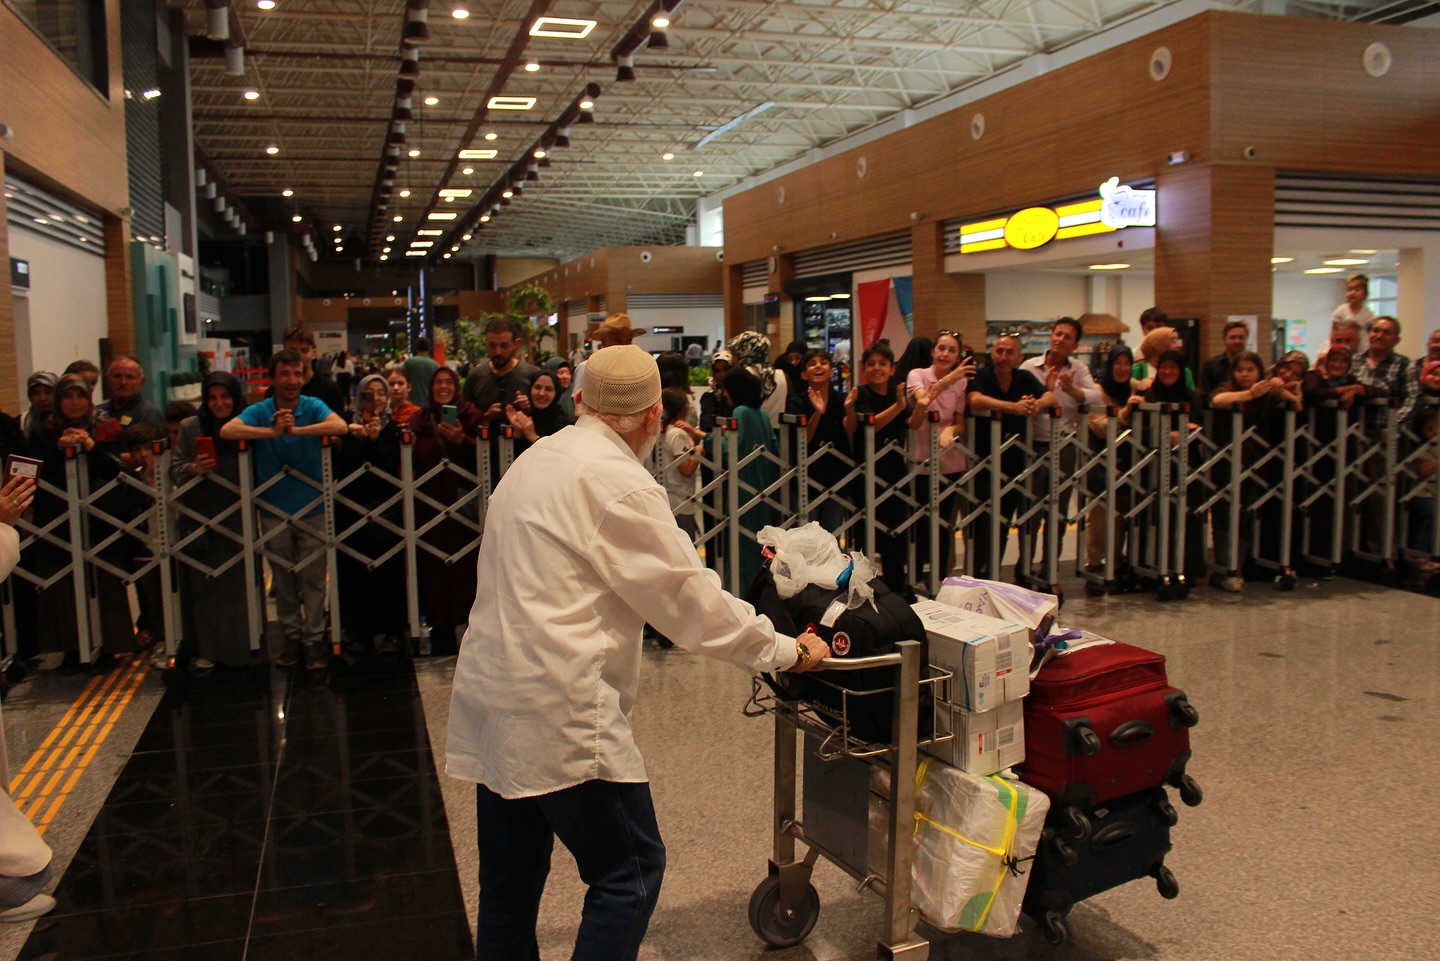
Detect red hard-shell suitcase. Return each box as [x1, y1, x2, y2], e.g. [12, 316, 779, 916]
[1017, 641, 1201, 840]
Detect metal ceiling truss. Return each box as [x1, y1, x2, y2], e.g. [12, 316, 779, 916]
[177, 0, 1372, 266]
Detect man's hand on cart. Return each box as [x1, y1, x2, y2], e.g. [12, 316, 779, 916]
[787, 630, 831, 672]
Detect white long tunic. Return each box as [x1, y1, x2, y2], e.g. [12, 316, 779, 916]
[446, 417, 796, 798]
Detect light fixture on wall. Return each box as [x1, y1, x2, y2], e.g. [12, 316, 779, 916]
[615, 53, 635, 82]
[648, 17, 669, 49]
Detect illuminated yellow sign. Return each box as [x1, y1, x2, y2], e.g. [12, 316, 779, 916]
[1004, 207, 1059, 249]
[959, 179, 1155, 255]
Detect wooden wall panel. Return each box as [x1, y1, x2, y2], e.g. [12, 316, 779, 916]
[514, 246, 722, 307]
[723, 15, 1214, 267]
[1211, 16, 1440, 175]
[0, 2, 128, 215]
[723, 11, 1440, 270]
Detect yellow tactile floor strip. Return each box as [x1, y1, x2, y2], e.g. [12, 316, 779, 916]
[8, 655, 151, 836]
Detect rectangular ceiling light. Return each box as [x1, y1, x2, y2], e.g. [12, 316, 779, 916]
[458, 149, 498, 160]
[438, 188, 473, 198]
[417, 228, 444, 236]
[426, 212, 459, 220]
[487, 96, 536, 111]
[410, 241, 435, 248]
[404, 250, 426, 256]
[529, 17, 596, 39]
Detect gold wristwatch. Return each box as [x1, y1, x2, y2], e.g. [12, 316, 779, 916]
[794, 639, 811, 669]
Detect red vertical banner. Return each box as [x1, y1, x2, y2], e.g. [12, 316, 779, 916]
[857, 279, 891, 348]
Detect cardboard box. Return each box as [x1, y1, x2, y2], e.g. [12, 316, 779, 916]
[926, 699, 1025, 776]
[911, 600, 1031, 712]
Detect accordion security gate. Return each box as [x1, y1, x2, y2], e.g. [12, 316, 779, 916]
[2, 399, 1437, 666]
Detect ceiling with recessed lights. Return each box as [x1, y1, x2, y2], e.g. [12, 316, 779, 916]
[175, 0, 1418, 266]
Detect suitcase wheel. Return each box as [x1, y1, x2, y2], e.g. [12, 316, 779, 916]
[1041, 911, 1069, 945]
[1154, 795, 1178, 827]
[748, 876, 820, 949]
[1168, 693, 1200, 728]
[1058, 806, 1092, 843]
[1176, 773, 1203, 807]
[1047, 833, 1079, 867]
[1153, 864, 1180, 900]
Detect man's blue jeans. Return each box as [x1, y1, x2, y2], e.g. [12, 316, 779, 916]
[474, 780, 666, 961]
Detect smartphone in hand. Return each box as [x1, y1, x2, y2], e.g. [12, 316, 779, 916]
[195, 436, 217, 461]
[441, 404, 459, 426]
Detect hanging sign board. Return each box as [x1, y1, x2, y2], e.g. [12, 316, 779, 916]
[959, 178, 1156, 255]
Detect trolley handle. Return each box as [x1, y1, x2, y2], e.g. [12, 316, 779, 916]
[816, 653, 901, 670]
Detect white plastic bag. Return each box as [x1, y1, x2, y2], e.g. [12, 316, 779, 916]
[910, 759, 1049, 937]
[756, 523, 877, 609]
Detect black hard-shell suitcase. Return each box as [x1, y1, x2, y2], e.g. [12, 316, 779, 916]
[1022, 787, 1180, 945]
[747, 571, 930, 744]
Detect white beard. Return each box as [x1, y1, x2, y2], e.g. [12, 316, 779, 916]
[636, 415, 662, 462]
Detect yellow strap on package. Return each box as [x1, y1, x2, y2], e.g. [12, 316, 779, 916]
[913, 757, 1019, 931]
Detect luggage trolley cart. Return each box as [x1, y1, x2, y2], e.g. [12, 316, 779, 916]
[743, 640, 952, 958]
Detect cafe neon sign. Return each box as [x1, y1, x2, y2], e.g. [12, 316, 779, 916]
[958, 177, 1156, 254]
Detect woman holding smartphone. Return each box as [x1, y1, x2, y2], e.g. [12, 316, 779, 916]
[171, 371, 253, 669]
[407, 368, 483, 656]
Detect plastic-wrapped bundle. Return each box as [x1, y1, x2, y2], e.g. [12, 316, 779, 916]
[911, 758, 1049, 936]
[936, 575, 1058, 639]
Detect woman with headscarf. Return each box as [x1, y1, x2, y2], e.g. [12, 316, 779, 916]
[728, 331, 789, 429]
[21, 372, 56, 454]
[712, 367, 780, 592]
[328, 373, 409, 657]
[31, 375, 132, 674]
[1140, 350, 1207, 586]
[171, 371, 254, 668]
[507, 370, 572, 455]
[697, 351, 735, 574]
[552, 361, 575, 420]
[1132, 327, 1194, 392]
[1207, 351, 1301, 591]
[408, 367, 485, 656]
[1083, 344, 1142, 594]
[1297, 346, 1364, 575]
[775, 340, 808, 403]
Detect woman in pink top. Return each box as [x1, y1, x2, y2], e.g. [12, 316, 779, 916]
[906, 331, 976, 585]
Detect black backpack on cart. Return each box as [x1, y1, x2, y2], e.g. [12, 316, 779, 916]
[747, 569, 932, 745]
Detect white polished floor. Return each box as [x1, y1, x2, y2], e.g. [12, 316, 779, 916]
[420, 572, 1440, 961]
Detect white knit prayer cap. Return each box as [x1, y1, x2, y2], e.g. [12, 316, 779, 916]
[583, 345, 662, 415]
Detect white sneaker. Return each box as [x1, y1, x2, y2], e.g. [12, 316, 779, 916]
[193, 657, 215, 671]
[0, 893, 56, 922]
[1219, 576, 1244, 593]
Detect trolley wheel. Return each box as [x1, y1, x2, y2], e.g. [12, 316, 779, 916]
[1176, 773, 1203, 807]
[1041, 911, 1068, 945]
[1058, 806, 1092, 842]
[4, 660, 26, 684]
[747, 876, 820, 949]
[1153, 864, 1180, 900]
[1275, 573, 1297, 592]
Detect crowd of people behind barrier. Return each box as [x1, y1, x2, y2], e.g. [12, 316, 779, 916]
[1, 306, 1437, 677]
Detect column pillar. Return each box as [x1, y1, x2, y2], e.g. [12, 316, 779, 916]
[768, 253, 795, 348]
[1397, 242, 1440, 360]
[104, 213, 136, 359]
[1154, 164, 1275, 362]
[910, 219, 984, 348]
[722, 262, 744, 340]
[0, 152, 15, 407]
